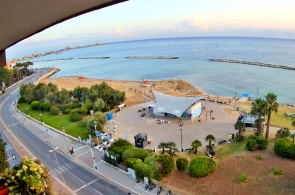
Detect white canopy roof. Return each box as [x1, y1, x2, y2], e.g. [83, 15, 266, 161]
[153, 90, 202, 117]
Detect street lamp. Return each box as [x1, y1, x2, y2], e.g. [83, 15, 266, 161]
[179, 128, 183, 152]
[62, 127, 70, 153]
[49, 147, 69, 195]
[40, 113, 43, 123]
[94, 121, 98, 144]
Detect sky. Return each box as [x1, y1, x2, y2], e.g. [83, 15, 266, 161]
[7, 0, 295, 59]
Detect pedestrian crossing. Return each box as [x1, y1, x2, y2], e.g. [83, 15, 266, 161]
[50, 162, 75, 177]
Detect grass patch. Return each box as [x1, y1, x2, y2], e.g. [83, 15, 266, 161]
[18, 103, 89, 139]
[239, 173, 248, 183]
[271, 167, 284, 175]
[237, 102, 295, 129]
[255, 154, 263, 160]
[215, 141, 246, 159]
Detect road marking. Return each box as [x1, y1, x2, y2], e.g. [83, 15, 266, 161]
[93, 188, 104, 195]
[74, 184, 87, 192]
[73, 179, 99, 193]
[68, 172, 85, 184]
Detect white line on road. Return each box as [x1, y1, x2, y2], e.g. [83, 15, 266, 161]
[93, 188, 104, 195]
[74, 179, 99, 193]
[69, 172, 85, 184]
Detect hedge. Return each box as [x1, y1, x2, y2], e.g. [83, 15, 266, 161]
[122, 148, 150, 162]
[70, 113, 82, 122]
[49, 106, 60, 115]
[176, 157, 189, 171]
[133, 163, 154, 179]
[274, 138, 295, 159]
[189, 156, 217, 178]
[125, 158, 143, 169]
[246, 139, 257, 151]
[157, 154, 174, 174]
[30, 101, 40, 110]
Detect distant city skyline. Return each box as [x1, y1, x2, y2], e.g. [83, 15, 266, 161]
[7, 0, 295, 59]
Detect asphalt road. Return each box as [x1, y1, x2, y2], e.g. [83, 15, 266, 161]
[0, 69, 132, 195]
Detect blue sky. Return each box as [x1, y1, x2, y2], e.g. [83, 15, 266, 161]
[7, 0, 295, 59]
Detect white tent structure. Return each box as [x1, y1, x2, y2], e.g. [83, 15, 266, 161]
[152, 90, 203, 119]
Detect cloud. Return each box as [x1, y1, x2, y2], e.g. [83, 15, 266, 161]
[175, 16, 208, 33]
[114, 26, 130, 37]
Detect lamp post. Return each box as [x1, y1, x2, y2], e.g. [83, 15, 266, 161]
[49, 147, 69, 195]
[179, 128, 183, 152]
[94, 121, 98, 144]
[62, 127, 70, 153]
[40, 113, 43, 123]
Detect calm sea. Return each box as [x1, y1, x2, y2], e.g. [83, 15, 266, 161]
[30, 37, 295, 104]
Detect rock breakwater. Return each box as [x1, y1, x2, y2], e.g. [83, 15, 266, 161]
[210, 58, 295, 71]
[126, 56, 179, 59]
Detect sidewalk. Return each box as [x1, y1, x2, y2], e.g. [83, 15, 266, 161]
[12, 105, 155, 195]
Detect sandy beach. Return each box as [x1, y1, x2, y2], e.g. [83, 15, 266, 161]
[41, 76, 207, 106]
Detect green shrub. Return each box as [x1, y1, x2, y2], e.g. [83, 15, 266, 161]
[246, 139, 257, 151]
[157, 154, 174, 174]
[133, 163, 154, 179]
[108, 138, 134, 163]
[122, 148, 150, 162]
[81, 119, 88, 127]
[256, 136, 269, 150]
[271, 167, 284, 175]
[125, 158, 143, 169]
[70, 113, 82, 122]
[153, 170, 163, 181]
[176, 157, 189, 171]
[108, 150, 120, 163]
[239, 173, 248, 183]
[274, 138, 291, 157]
[30, 101, 40, 110]
[49, 106, 60, 115]
[70, 108, 80, 114]
[71, 101, 81, 109]
[18, 96, 26, 103]
[248, 135, 258, 140]
[189, 156, 217, 178]
[42, 101, 51, 111]
[80, 106, 88, 115]
[235, 135, 245, 142]
[61, 104, 71, 114]
[276, 128, 291, 138]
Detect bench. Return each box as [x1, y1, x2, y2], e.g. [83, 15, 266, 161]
[218, 140, 227, 145]
[185, 148, 192, 152]
[205, 150, 213, 158]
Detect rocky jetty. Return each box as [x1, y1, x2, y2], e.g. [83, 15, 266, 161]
[126, 56, 179, 59]
[78, 57, 110, 59]
[210, 58, 295, 71]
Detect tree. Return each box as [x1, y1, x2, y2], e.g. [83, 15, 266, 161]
[158, 142, 168, 154]
[290, 133, 295, 143]
[292, 117, 295, 128]
[157, 154, 174, 174]
[0, 138, 9, 173]
[0, 156, 53, 194]
[108, 138, 134, 163]
[234, 121, 246, 136]
[265, 92, 279, 138]
[191, 139, 202, 154]
[250, 98, 267, 136]
[93, 98, 106, 111]
[166, 141, 178, 156]
[205, 134, 216, 149]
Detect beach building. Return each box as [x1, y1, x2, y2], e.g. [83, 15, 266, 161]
[237, 114, 265, 127]
[151, 90, 202, 120]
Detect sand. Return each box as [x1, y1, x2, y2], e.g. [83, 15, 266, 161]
[41, 76, 207, 106]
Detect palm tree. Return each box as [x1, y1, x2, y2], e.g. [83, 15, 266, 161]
[166, 141, 178, 156]
[158, 142, 167, 154]
[205, 134, 216, 149]
[234, 121, 246, 136]
[265, 92, 279, 138]
[191, 139, 202, 154]
[250, 98, 267, 136]
[292, 117, 295, 128]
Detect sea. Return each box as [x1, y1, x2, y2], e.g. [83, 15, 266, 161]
[29, 37, 295, 105]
